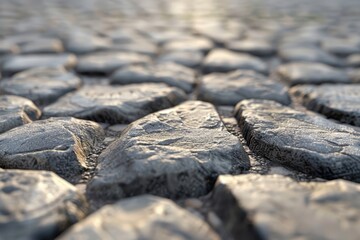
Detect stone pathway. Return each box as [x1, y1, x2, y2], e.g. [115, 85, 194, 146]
[0, 0, 360, 239]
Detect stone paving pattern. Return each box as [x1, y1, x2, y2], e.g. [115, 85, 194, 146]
[0, 0, 360, 239]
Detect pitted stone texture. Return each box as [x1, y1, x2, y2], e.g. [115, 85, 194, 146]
[58, 195, 220, 240]
[110, 62, 195, 93]
[163, 36, 214, 53]
[227, 39, 276, 57]
[0, 170, 88, 240]
[75, 51, 151, 75]
[198, 70, 290, 106]
[0, 95, 41, 133]
[20, 38, 64, 54]
[0, 118, 105, 183]
[276, 62, 350, 86]
[1, 54, 77, 77]
[157, 50, 204, 68]
[43, 83, 187, 124]
[203, 49, 268, 74]
[0, 67, 81, 106]
[87, 101, 249, 207]
[209, 174, 360, 240]
[235, 99, 360, 182]
[278, 46, 342, 67]
[290, 84, 360, 126]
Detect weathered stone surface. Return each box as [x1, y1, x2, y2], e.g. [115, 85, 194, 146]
[227, 39, 276, 57]
[1, 54, 77, 77]
[198, 70, 290, 106]
[276, 62, 350, 86]
[349, 68, 360, 83]
[0, 95, 41, 133]
[58, 195, 220, 240]
[322, 38, 360, 57]
[0, 118, 105, 183]
[278, 46, 342, 67]
[75, 51, 151, 75]
[43, 83, 187, 124]
[0, 41, 19, 56]
[208, 174, 360, 240]
[347, 54, 360, 67]
[290, 84, 360, 126]
[157, 50, 204, 68]
[20, 38, 64, 54]
[65, 33, 111, 54]
[110, 62, 195, 93]
[112, 40, 158, 56]
[0, 67, 81, 106]
[202, 49, 268, 74]
[0, 169, 88, 240]
[87, 101, 249, 206]
[163, 36, 214, 53]
[234, 99, 360, 182]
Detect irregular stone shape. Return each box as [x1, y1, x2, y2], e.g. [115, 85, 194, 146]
[20, 38, 64, 54]
[1, 54, 77, 77]
[202, 49, 268, 74]
[322, 38, 360, 57]
[58, 195, 220, 240]
[349, 69, 360, 83]
[65, 33, 111, 55]
[0, 118, 105, 183]
[75, 51, 151, 75]
[198, 70, 290, 106]
[87, 101, 249, 206]
[276, 62, 350, 86]
[163, 36, 214, 53]
[278, 46, 342, 67]
[0, 67, 81, 106]
[347, 54, 360, 67]
[209, 174, 360, 240]
[0, 95, 41, 133]
[157, 50, 204, 68]
[227, 39, 276, 57]
[290, 84, 360, 126]
[43, 83, 187, 124]
[0, 170, 88, 240]
[110, 62, 195, 93]
[234, 99, 360, 182]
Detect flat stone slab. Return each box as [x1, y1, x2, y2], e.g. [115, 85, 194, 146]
[157, 50, 204, 68]
[58, 195, 220, 240]
[43, 83, 187, 124]
[163, 36, 214, 53]
[0, 170, 88, 240]
[290, 84, 360, 126]
[87, 101, 249, 206]
[202, 49, 268, 74]
[65, 33, 111, 55]
[208, 174, 360, 240]
[0, 118, 105, 183]
[20, 38, 64, 54]
[75, 51, 151, 75]
[0, 67, 81, 106]
[0, 95, 41, 133]
[278, 46, 342, 67]
[227, 39, 276, 57]
[110, 62, 196, 93]
[276, 62, 350, 86]
[347, 54, 360, 67]
[198, 70, 290, 106]
[234, 99, 360, 182]
[1, 54, 77, 77]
